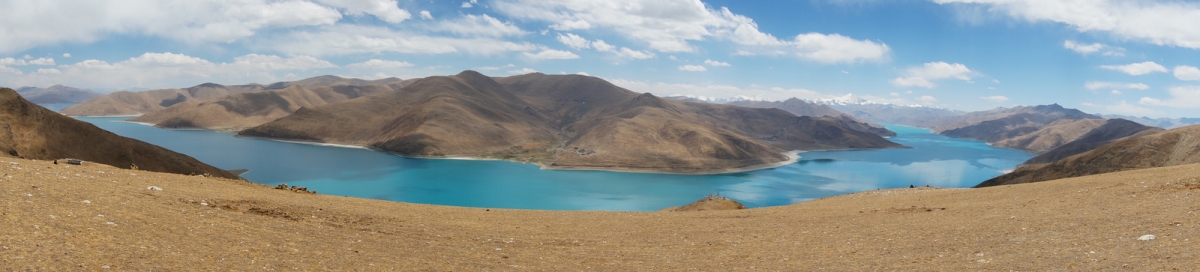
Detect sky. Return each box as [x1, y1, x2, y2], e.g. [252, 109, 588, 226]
[2, 0, 1200, 118]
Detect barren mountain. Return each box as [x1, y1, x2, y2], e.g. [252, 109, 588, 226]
[1103, 114, 1200, 129]
[240, 71, 901, 172]
[59, 75, 402, 117]
[14, 85, 100, 104]
[728, 98, 896, 137]
[977, 124, 1199, 187]
[933, 104, 1110, 153]
[1022, 118, 1163, 164]
[0, 88, 236, 179]
[128, 84, 402, 131]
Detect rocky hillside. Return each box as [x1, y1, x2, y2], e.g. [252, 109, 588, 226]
[128, 84, 402, 131]
[60, 75, 402, 116]
[240, 71, 902, 173]
[0, 88, 237, 179]
[977, 124, 1199, 187]
[14, 85, 100, 104]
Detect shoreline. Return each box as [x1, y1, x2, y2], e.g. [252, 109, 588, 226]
[233, 135, 371, 150]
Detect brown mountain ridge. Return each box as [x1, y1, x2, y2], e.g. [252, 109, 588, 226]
[0, 88, 237, 179]
[240, 71, 903, 173]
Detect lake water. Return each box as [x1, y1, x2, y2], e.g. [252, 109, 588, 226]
[77, 117, 1032, 211]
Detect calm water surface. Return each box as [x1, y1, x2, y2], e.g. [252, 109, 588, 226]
[77, 117, 1032, 211]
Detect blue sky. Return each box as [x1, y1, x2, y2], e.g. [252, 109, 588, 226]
[2, 0, 1200, 118]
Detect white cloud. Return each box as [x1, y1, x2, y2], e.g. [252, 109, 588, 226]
[678, 65, 707, 72]
[522, 49, 581, 60]
[704, 59, 731, 67]
[557, 33, 591, 50]
[1100, 61, 1168, 75]
[1084, 81, 1150, 91]
[419, 10, 433, 20]
[0, 57, 54, 66]
[1139, 86, 1200, 108]
[1174, 65, 1200, 81]
[493, 0, 889, 63]
[1064, 40, 1103, 54]
[0, 0, 344, 53]
[982, 95, 1008, 102]
[0, 52, 337, 89]
[591, 40, 616, 52]
[0, 65, 20, 75]
[314, 0, 411, 24]
[918, 95, 938, 103]
[610, 79, 828, 102]
[347, 59, 415, 68]
[1062, 40, 1125, 56]
[935, 0, 1200, 49]
[576, 71, 590, 76]
[891, 62, 976, 88]
[509, 67, 538, 74]
[461, 2, 473, 8]
[790, 33, 891, 63]
[62, 53, 71, 58]
[733, 50, 755, 56]
[889, 92, 900, 97]
[436, 14, 525, 37]
[1083, 100, 1159, 116]
[1111, 90, 1122, 95]
[259, 24, 536, 56]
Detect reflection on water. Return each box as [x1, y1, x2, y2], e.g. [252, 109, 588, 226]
[77, 118, 1031, 211]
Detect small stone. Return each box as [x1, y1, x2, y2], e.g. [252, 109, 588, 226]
[1138, 234, 1156, 241]
[147, 186, 162, 191]
[82, 200, 91, 204]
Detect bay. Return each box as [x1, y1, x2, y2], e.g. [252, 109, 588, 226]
[77, 117, 1032, 211]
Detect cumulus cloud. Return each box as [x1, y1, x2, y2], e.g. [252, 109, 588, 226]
[0, 52, 336, 89]
[436, 14, 525, 37]
[678, 65, 707, 72]
[981, 95, 1008, 102]
[0, 0, 345, 53]
[556, 33, 591, 50]
[935, 0, 1200, 49]
[891, 62, 976, 88]
[0, 57, 54, 66]
[704, 59, 731, 67]
[1084, 81, 1150, 91]
[522, 49, 580, 60]
[347, 59, 415, 68]
[62, 53, 71, 58]
[493, 0, 888, 63]
[918, 95, 938, 104]
[1175, 65, 1200, 81]
[1063, 40, 1125, 56]
[419, 10, 433, 20]
[1101, 61, 1168, 75]
[1139, 86, 1200, 108]
[259, 24, 536, 56]
[314, 0, 411, 24]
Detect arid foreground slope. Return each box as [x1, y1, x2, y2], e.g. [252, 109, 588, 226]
[3, 157, 1195, 270]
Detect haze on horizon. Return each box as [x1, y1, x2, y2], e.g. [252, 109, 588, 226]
[1, 0, 1199, 118]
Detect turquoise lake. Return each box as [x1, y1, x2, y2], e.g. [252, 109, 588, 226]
[77, 117, 1032, 211]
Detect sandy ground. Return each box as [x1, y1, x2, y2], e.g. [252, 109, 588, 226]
[2, 157, 1198, 270]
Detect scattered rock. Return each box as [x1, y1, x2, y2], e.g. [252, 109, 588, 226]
[1137, 234, 1156, 241]
[147, 186, 163, 191]
[274, 183, 317, 194]
[82, 200, 91, 204]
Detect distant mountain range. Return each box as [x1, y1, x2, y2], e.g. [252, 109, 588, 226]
[14, 85, 100, 104]
[0, 88, 237, 179]
[60, 76, 404, 116]
[1101, 114, 1200, 129]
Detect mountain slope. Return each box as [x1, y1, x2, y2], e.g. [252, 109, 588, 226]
[1022, 118, 1163, 164]
[933, 104, 1106, 153]
[977, 124, 1200, 187]
[128, 84, 400, 131]
[14, 85, 100, 104]
[241, 71, 901, 172]
[0, 88, 237, 179]
[827, 103, 962, 129]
